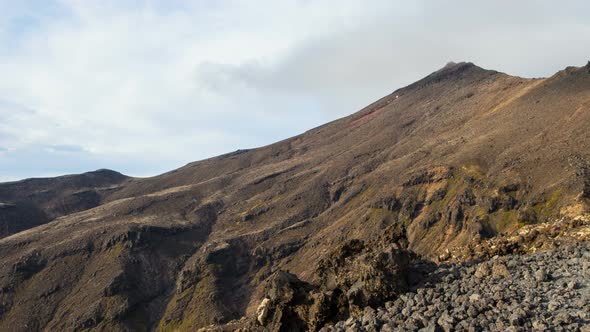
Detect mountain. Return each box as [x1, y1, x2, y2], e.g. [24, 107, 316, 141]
[0, 61, 589, 331]
[0, 169, 129, 239]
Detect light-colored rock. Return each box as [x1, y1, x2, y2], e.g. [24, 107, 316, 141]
[256, 298, 270, 325]
[491, 262, 511, 279]
[474, 263, 490, 278]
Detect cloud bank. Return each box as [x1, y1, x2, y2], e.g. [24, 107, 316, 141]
[1, 0, 589, 180]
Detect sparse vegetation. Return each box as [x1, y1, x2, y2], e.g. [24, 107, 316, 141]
[1, 62, 589, 331]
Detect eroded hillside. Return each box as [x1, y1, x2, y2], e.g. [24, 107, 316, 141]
[0, 169, 129, 239]
[0, 62, 589, 331]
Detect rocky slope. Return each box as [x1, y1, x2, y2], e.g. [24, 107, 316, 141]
[201, 214, 590, 331]
[325, 241, 590, 332]
[0, 61, 589, 331]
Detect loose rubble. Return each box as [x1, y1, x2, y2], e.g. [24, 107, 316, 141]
[322, 242, 590, 332]
[440, 215, 590, 262]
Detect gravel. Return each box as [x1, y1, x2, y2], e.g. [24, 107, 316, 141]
[321, 242, 590, 332]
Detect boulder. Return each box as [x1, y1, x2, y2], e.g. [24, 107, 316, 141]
[256, 298, 270, 325]
[491, 263, 511, 279]
[316, 226, 410, 315]
[256, 225, 411, 331]
[534, 268, 548, 282]
[257, 271, 343, 332]
[474, 263, 490, 278]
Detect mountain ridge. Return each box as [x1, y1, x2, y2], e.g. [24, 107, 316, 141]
[0, 169, 129, 239]
[0, 61, 589, 331]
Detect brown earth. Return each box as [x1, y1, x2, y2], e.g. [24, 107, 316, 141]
[0, 61, 589, 331]
[0, 169, 129, 239]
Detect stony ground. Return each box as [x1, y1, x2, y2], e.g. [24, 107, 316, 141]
[323, 242, 590, 332]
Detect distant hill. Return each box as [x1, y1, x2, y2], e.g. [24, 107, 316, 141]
[0, 169, 128, 238]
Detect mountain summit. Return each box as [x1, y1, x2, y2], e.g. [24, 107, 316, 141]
[0, 62, 589, 331]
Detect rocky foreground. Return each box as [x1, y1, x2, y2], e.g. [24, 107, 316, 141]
[324, 242, 590, 332]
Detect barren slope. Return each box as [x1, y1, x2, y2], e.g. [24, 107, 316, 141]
[0, 169, 129, 239]
[0, 62, 589, 331]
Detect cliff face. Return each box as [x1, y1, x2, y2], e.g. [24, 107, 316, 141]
[0, 62, 589, 331]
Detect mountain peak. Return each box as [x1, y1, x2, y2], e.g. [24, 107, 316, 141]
[441, 61, 476, 70]
[404, 61, 495, 91]
[86, 168, 127, 178]
[433, 61, 486, 78]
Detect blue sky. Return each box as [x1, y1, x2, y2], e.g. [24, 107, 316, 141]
[1, 0, 589, 182]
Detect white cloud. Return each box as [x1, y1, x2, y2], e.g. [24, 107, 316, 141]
[0, 0, 589, 181]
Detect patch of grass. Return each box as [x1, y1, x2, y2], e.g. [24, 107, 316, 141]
[238, 200, 265, 218]
[473, 205, 489, 218]
[357, 187, 374, 202]
[155, 283, 197, 332]
[531, 189, 563, 222]
[495, 210, 518, 232]
[106, 242, 126, 258]
[440, 176, 463, 206]
[411, 215, 448, 253]
[367, 207, 388, 220]
[461, 164, 485, 181]
[156, 274, 221, 332]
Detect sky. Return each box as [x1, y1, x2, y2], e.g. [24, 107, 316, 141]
[1, 0, 589, 182]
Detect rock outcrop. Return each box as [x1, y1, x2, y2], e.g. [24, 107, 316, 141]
[324, 242, 590, 332]
[253, 225, 411, 331]
[315, 226, 410, 315]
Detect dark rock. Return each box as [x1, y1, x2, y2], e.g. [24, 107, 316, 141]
[428, 187, 448, 203]
[517, 207, 538, 224]
[553, 312, 572, 325]
[257, 271, 339, 331]
[316, 226, 410, 314]
[457, 189, 476, 206]
[467, 305, 479, 318]
[509, 308, 527, 326]
[370, 197, 400, 212]
[534, 268, 548, 282]
[500, 183, 520, 193]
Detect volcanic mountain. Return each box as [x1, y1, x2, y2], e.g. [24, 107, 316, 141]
[0, 62, 589, 331]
